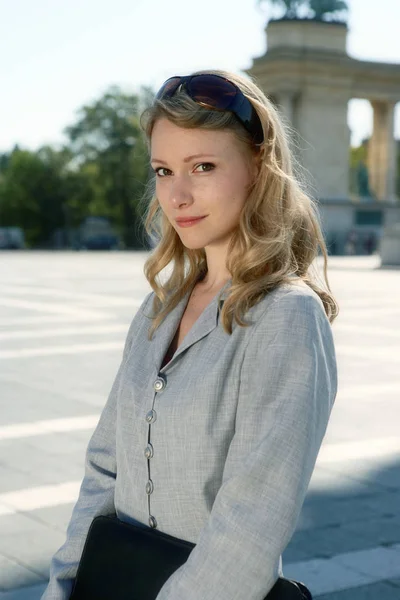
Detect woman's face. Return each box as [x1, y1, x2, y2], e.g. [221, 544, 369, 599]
[150, 118, 257, 251]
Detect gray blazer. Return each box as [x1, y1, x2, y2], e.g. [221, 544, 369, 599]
[42, 278, 337, 600]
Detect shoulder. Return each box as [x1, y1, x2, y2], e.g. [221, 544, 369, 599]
[124, 291, 154, 347]
[245, 278, 332, 344]
[129, 291, 154, 325]
[240, 280, 337, 385]
[139, 290, 154, 314]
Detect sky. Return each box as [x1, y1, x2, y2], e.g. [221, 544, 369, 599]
[1, 0, 400, 153]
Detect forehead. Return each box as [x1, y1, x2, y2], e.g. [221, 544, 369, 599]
[150, 118, 240, 160]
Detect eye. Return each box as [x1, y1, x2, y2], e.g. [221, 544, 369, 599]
[154, 167, 172, 177]
[194, 162, 215, 173]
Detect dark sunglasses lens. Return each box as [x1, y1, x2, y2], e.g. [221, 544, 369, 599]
[156, 77, 182, 100]
[188, 76, 237, 110]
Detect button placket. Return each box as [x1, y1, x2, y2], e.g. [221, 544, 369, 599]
[148, 515, 157, 529]
[145, 409, 157, 424]
[144, 443, 154, 459]
[153, 375, 166, 392]
[144, 374, 167, 530]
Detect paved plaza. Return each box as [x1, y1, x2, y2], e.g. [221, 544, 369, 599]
[0, 251, 399, 599]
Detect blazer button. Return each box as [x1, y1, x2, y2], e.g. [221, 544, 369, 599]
[149, 515, 157, 529]
[145, 409, 157, 424]
[144, 443, 154, 459]
[154, 376, 166, 392]
[145, 479, 154, 495]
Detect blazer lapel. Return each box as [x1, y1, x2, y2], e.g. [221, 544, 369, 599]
[152, 290, 191, 373]
[169, 297, 219, 359]
[152, 280, 231, 373]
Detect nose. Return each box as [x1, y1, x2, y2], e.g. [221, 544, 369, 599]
[169, 176, 194, 208]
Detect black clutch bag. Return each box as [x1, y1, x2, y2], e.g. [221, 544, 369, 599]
[70, 515, 312, 600]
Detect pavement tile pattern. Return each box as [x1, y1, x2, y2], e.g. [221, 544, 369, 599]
[0, 252, 399, 599]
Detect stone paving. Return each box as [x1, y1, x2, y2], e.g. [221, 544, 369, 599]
[0, 252, 399, 599]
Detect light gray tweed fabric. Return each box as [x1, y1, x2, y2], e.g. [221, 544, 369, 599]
[42, 277, 337, 600]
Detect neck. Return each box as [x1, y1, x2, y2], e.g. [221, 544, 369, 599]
[198, 247, 232, 293]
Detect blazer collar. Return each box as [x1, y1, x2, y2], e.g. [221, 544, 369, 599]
[153, 279, 231, 373]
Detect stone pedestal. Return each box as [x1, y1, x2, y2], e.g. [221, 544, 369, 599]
[265, 18, 348, 53]
[380, 223, 400, 266]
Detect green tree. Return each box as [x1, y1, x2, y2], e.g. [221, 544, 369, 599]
[65, 85, 152, 248]
[0, 86, 154, 249]
[349, 143, 374, 199]
[0, 148, 67, 246]
[0, 152, 11, 171]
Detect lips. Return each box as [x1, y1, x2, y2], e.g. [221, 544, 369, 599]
[175, 215, 207, 228]
[176, 216, 206, 224]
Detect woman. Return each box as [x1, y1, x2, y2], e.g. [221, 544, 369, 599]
[42, 70, 338, 599]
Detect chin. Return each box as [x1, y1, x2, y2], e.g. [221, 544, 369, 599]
[178, 230, 231, 252]
[175, 230, 210, 250]
[179, 238, 207, 251]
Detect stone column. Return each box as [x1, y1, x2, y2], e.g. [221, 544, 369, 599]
[275, 92, 296, 126]
[367, 101, 397, 203]
[274, 92, 302, 161]
[294, 86, 351, 200]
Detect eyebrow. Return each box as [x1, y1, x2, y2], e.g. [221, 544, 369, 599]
[150, 154, 216, 165]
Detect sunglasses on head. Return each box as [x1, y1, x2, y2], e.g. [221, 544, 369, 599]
[155, 74, 264, 145]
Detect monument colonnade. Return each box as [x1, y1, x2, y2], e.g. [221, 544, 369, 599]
[247, 19, 400, 205]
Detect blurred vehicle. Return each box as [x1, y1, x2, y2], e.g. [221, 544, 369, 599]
[76, 217, 122, 251]
[0, 227, 25, 249]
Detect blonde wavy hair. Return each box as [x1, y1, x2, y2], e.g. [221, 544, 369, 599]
[140, 69, 339, 339]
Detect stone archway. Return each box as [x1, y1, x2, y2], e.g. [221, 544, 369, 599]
[247, 19, 400, 203]
[246, 18, 400, 254]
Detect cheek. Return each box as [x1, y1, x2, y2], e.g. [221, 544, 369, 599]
[213, 169, 251, 210]
[155, 182, 170, 212]
[155, 180, 163, 200]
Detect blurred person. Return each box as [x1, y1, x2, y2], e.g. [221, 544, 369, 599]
[42, 70, 338, 600]
[345, 229, 358, 255]
[364, 231, 376, 255]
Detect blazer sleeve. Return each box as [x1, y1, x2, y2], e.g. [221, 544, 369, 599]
[156, 290, 338, 600]
[41, 292, 152, 600]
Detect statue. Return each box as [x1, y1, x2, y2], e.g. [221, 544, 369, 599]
[265, 0, 308, 19]
[259, 0, 348, 21]
[308, 0, 348, 21]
